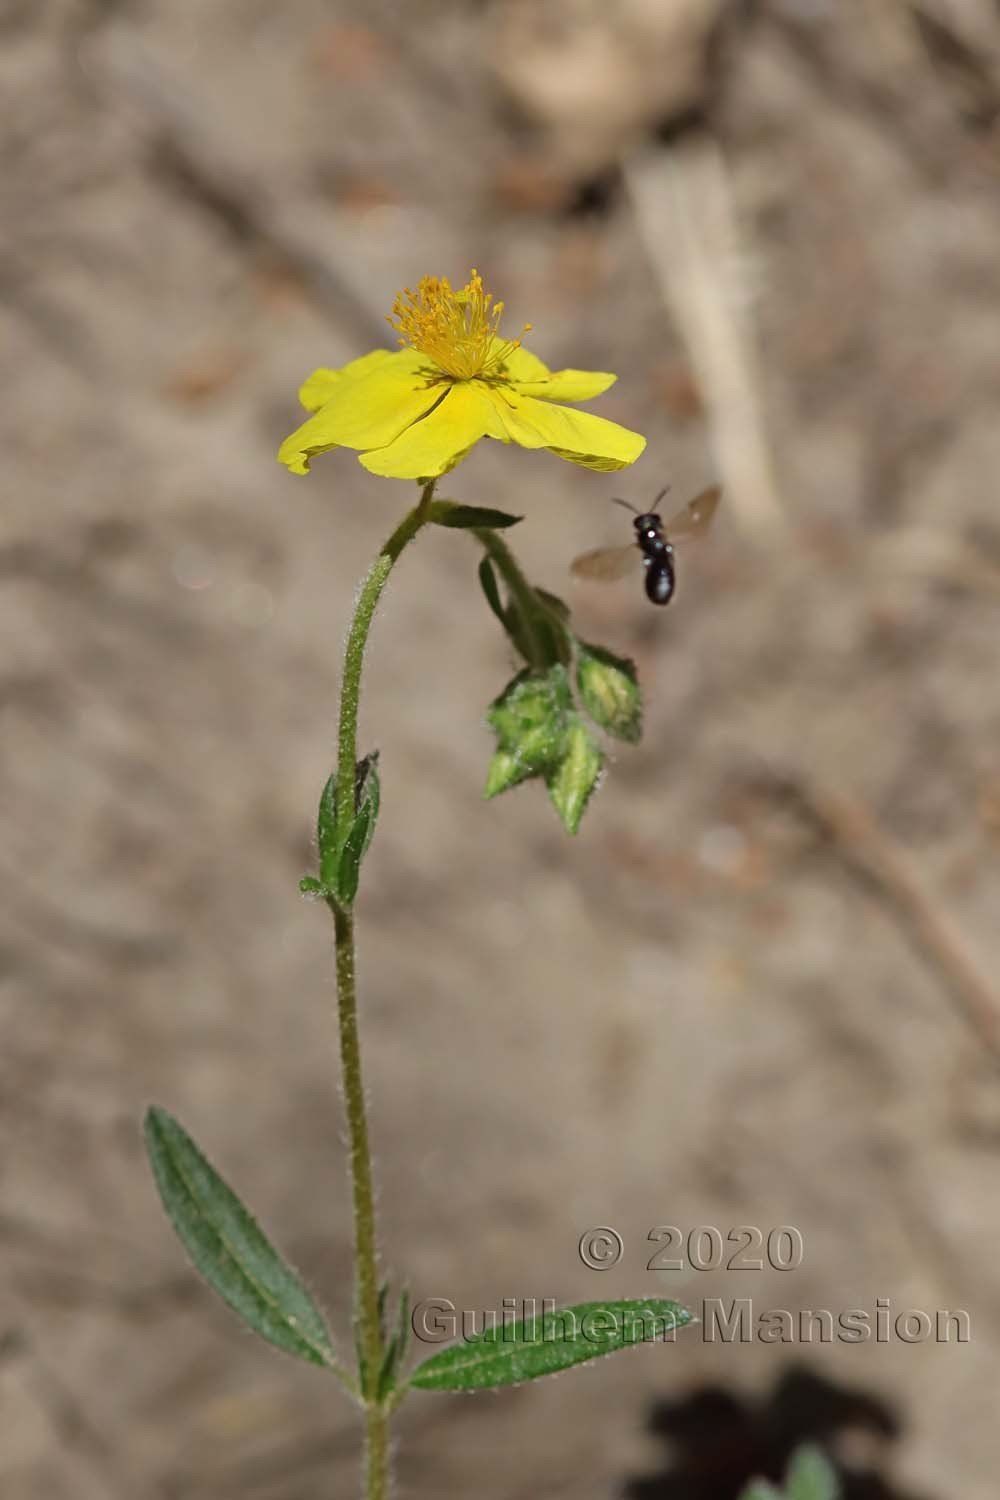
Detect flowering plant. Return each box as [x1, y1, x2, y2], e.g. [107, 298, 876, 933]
[144, 273, 689, 1499]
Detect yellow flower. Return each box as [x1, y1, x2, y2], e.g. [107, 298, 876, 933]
[278, 271, 646, 481]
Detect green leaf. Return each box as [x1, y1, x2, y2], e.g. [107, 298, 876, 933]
[498, 596, 537, 666]
[534, 608, 573, 668]
[144, 1107, 339, 1370]
[336, 801, 372, 905]
[430, 501, 523, 530]
[739, 1485, 782, 1500]
[409, 1298, 691, 1392]
[378, 1286, 412, 1401]
[786, 1446, 840, 1500]
[535, 587, 571, 624]
[546, 715, 604, 834]
[311, 754, 381, 905]
[477, 556, 507, 629]
[355, 1279, 391, 1398]
[476, 557, 570, 670]
[354, 751, 380, 860]
[316, 774, 339, 890]
[576, 642, 642, 743]
[501, 595, 572, 669]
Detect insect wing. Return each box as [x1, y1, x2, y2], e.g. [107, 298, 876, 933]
[664, 485, 721, 543]
[570, 543, 637, 582]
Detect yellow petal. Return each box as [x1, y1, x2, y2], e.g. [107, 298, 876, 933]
[480, 389, 646, 470]
[279, 349, 445, 473]
[359, 383, 503, 479]
[501, 346, 616, 401]
[513, 369, 617, 403]
[546, 446, 643, 473]
[499, 345, 552, 383]
[278, 422, 337, 476]
[298, 350, 395, 412]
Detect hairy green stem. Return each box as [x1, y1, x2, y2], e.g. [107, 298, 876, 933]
[329, 478, 435, 1500]
[335, 481, 437, 851]
[365, 1406, 389, 1499]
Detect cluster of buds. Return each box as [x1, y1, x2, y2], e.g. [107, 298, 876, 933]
[485, 639, 642, 836]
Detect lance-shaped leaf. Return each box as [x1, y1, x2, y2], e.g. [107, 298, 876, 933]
[316, 773, 340, 890]
[310, 754, 381, 905]
[144, 1107, 340, 1371]
[500, 585, 572, 670]
[336, 800, 372, 905]
[535, 587, 572, 624]
[355, 1279, 390, 1399]
[478, 556, 507, 629]
[409, 1297, 691, 1392]
[334, 753, 380, 903]
[429, 501, 523, 530]
[378, 1286, 412, 1402]
[353, 751, 380, 860]
[475, 553, 571, 670]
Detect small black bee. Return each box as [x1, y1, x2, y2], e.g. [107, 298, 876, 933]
[571, 485, 721, 607]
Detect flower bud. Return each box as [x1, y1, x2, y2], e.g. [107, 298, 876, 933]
[576, 644, 642, 744]
[486, 665, 572, 778]
[546, 716, 604, 835]
[484, 748, 532, 799]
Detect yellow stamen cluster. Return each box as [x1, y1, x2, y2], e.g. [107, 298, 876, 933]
[387, 270, 531, 381]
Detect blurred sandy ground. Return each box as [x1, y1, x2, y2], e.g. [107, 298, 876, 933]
[3, 1, 1000, 1496]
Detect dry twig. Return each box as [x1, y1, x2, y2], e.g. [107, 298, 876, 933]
[624, 135, 787, 537]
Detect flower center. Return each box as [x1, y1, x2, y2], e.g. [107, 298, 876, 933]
[387, 270, 531, 381]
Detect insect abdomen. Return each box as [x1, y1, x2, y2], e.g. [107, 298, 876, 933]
[644, 555, 675, 605]
[644, 549, 677, 606]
